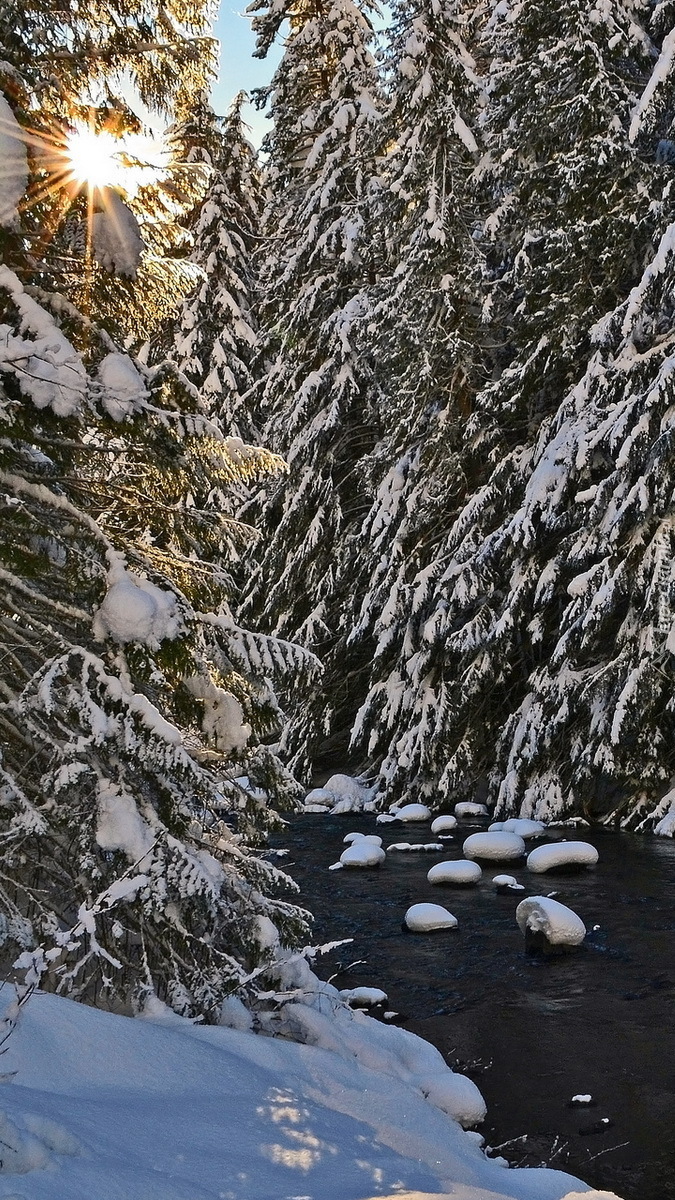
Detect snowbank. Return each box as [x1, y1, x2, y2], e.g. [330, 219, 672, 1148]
[0, 990, 618, 1200]
[463, 831, 527, 861]
[516, 897, 587, 947]
[527, 842, 599, 873]
[404, 902, 458, 932]
[427, 860, 482, 886]
[304, 786, 334, 810]
[343, 832, 382, 845]
[649, 785, 675, 836]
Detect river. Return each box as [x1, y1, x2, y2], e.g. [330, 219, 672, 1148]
[270, 812, 675, 1200]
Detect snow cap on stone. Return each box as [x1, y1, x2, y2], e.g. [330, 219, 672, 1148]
[404, 903, 458, 932]
[427, 860, 482, 886]
[339, 841, 386, 868]
[526, 841, 599, 873]
[516, 896, 586, 946]
[463, 831, 526, 861]
[454, 802, 488, 818]
[395, 803, 432, 822]
[431, 814, 458, 833]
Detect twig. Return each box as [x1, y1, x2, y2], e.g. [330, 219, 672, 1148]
[327, 958, 366, 985]
[586, 1140, 630, 1163]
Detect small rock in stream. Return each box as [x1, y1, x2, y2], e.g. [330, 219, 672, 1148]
[578, 1117, 614, 1136]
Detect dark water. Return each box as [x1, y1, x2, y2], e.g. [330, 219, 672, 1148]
[270, 813, 675, 1200]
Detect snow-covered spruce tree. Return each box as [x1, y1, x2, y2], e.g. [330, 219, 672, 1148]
[476, 0, 659, 435]
[473, 12, 675, 831]
[172, 94, 263, 444]
[461, 207, 675, 831]
[347, 0, 488, 786]
[0, 8, 314, 1018]
[351, 0, 666, 809]
[239, 0, 385, 774]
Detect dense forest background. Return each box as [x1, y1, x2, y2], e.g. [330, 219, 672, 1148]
[2, 0, 675, 1016]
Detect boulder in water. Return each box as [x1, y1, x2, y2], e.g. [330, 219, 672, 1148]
[526, 841, 599, 873]
[516, 895, 586, 954]
[463, 831, 526, 862]
[427, 860, 482, 886]
[404, 903, 458, 933]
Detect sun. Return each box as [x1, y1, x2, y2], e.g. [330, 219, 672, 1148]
[61, 123, 167, 198]
[65, 126, 125, 190]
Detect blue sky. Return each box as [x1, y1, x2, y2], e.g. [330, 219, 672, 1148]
[212, 3, 281, 145]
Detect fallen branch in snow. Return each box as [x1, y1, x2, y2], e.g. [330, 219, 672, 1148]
[0, 979, 36, 1075]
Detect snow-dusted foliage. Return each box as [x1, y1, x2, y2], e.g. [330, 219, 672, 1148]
[91, 188, 145, 278]
[476, 219, 675, 830]
[0, 6, 314, 1018]
[0, 263, 311, 1015]
[348, 0, 486, 787]
[349, 0, 672, 825]
[477, 0, 659, 427]
[173, 96, 262, 443]
[0, 89, 28, 228]
[239, 0, 385, 773]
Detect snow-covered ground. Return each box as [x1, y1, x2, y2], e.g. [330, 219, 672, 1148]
[0, 989, 621, 1200]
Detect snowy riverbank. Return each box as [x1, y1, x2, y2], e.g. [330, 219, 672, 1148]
[0, 987, 624, 1200]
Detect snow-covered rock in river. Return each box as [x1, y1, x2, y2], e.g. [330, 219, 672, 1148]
[490, 819, 547, 839]
[304, 787, 334, 811]
[527, 841, 599, 873]
[387, 841, 443, 853]
[310, 774, 377, 813]
[455, 802, 489, 818]
[343, 832, 382, 846]
[431, 814, 458, 833]
[395, 803, 433, 822]
[404, 903, 458, 932]
[516, 896, 587, 949]
[338, 841, 386, 868]
[492, 874, 525, 892]
[427, 860, 482, 886]
[340, 987, 388, 1008]
[463, 832, 526, 862]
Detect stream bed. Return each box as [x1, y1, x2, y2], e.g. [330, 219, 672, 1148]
[270, 812, 675, 1200]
